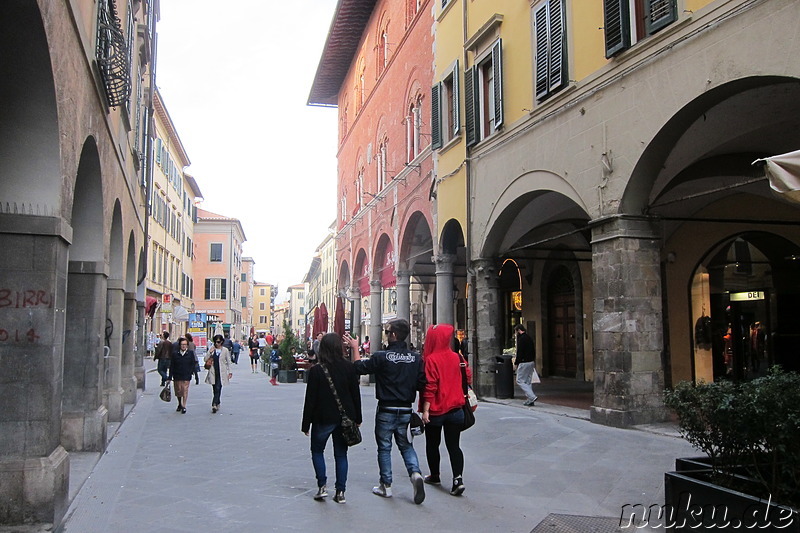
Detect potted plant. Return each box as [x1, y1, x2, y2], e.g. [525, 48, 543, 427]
[277, 320, 299, 383]
[662, 367, 800, 531]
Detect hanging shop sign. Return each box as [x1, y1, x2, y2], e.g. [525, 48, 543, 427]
[730, 291, 765, 302]
[161, 293, 173, 313]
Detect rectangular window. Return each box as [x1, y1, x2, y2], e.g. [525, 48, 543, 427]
[604, 0, 677, 57]
[259, 303, 265, 311]
[204, 278, 227, 300]
[534, 0, 567, 101]
[241, 296, 247, 307]
[260, 288, 266, 296]
[465, 41, 503, 147]
[210, 243, 223, 262]
[259, 316, 267, 324]
[241, 272, 247, 282]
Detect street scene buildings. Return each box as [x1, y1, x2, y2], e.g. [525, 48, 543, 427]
[3, 0, 800, 529]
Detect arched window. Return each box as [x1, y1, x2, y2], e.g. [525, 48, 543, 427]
[406, 95, 423, 162]
[377, 137, 388, 190]
[357, 167, 364, 209]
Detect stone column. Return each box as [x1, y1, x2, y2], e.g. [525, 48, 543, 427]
[104, 280, 125, 422]
[473, 258, 502, 398]
[395, 270, 411, 322]
[0, 218, 70, 525]
[590, 216, 666, 427]
[349, 287, 361, 340]
[435, 254, 456, 326]
[134, 298, 146, 390]
[62, 260, 108, 452]
[369, 280, 383, 350]
[121, 292, 137, 404]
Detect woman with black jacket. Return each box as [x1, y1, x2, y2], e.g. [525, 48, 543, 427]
[169, 337, 196, 414]
[302, 333, 362, 504]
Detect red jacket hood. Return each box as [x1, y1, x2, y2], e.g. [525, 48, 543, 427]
[423, 324, 455, 357]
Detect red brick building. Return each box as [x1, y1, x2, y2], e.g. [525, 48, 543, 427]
[309, 0, 437, 347]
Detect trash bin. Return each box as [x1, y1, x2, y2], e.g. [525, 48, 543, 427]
[495, 354, 514, 399]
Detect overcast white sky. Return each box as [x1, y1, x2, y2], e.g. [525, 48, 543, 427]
[156, 0, 339, 299]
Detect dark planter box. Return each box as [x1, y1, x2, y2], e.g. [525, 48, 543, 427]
[663, 467, 798, 532]
[278, 370, 297, 383]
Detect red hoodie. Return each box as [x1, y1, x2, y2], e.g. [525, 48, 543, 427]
[421, 324, 472, 417]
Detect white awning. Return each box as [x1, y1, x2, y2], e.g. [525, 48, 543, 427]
[754, 149, 800, 202]
[172, 305, 189, 322]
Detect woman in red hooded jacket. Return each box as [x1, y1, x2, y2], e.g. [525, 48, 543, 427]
[420, 323, 471, 496]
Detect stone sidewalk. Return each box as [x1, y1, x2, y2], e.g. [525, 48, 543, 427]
[55, 361, 695, 533]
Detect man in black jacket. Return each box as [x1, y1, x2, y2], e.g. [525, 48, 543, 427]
[348, 319, 426, 504]
[514, 324, 538, 406]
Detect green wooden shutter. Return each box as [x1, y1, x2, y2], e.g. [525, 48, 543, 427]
[492, 39, 503, 130]
[604, 0, 630, 58]
[464, 66, 477, 147]
[204, 279, 211, 300]
[221, 279, 227, 300]
[548, 0, 566, 94]
[431, 83, 442, 150]
[155, 138, 162, 165]
[646, 0, 677, 35]
[534, 3, 549, 100]
[452, 60, 460, 135]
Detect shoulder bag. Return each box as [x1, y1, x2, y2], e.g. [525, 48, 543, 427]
[459, 354, 476, 431]
[321, 365, 362, 446]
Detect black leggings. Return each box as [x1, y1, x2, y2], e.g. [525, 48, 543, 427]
[425, 409, 464, 479]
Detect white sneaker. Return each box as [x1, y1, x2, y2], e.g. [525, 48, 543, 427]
[411, 472, 425, 504]
[372, 483, 392, 498]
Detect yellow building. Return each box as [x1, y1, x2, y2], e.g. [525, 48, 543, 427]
[252, 282, 276, 335]
[432, 0, 800, 426]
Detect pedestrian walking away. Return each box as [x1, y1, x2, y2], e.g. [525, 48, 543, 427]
[514, 324, 538, 406]
[154, 331, 173, 386]
[204, 334, 233, 413]
[168, 337, 196, 414]
[302, 333, 362, 504]
[419, 324, 471, 496]
[232, 338, 241, 365]
[347, 319, 426, 504]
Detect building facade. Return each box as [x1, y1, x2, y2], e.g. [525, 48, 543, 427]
[309, 0, 437, 349]
[252, 281, 276, 335]
[287, 283, 308, 341]
[240, 257, 255, 338]
[0, 0, 158, 525]
[145, 89, 202, 340]
[304, 224, 339, 334]
[192, 208, 246, 340]
[431, 0, 800, 426]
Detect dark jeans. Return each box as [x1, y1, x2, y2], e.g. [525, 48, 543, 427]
[212, 383, 222, 406]
[425, 408, 465, 479]
[310, 422, 348, 491]
[157, 358, 170, 384]
[232, 351, 240, 364]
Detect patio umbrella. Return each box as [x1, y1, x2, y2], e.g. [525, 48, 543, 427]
[312, 306, 321, 337]
[334, 296, 346, 336]
[319, 302, 329, 333]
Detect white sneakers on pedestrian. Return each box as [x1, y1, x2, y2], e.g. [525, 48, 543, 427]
[372, 482, 392, 498]
[411, 472, 425, 504]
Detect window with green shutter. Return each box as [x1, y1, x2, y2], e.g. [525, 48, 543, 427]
[604, 0, 630, 58]
[534, 0, 567, 102]
[604, 0, 677, 57]
[464, 41, 502, 147]
[431, 84, 442, 150]
[646, 0, 677, 34]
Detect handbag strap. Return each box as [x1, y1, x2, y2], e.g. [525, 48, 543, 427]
[458, 354, 469, 398]
[321, 364, 349, 420]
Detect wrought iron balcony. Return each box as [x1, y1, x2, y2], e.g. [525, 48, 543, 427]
[96, 0, 131, 108]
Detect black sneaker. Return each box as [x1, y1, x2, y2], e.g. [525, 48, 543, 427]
[314, 486, 328, 501]
[424, 475, 441, 485]
[450, 477, 465, 496]
[333, 490, 346, 504]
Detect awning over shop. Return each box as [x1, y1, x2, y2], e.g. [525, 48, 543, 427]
[754, 149, 800, 202]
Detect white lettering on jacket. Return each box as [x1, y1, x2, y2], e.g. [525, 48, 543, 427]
[386, 352, 416, 363]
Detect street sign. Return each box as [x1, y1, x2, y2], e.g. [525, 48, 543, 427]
[161, 293, 173, 313]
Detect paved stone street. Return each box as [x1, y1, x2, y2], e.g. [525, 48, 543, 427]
[57, 361, 695, 533]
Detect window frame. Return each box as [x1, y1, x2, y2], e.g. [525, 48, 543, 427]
[210, 242, 223, 262]
[465, 40, 503, 148]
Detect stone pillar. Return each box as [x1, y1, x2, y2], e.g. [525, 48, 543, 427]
[0, 217, 70, 526]
[349, 287, 361, 340]
[104, 280, 125, 422]
[121, 292, 137, 404]
[62, 261, 108, 452]
[435, 254, 456, 326]
[473, 258, 502, 398]
[590, 216, 666, 427]
[395, 270, 411, 322]
[369, 280, 383, 351]
[135, 298, 146, 390]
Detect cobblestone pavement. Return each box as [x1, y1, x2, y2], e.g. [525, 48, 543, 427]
[57, 361, 695, 533]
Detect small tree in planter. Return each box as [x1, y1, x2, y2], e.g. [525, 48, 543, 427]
[277, 320, 299, 382]
[663, 367, 800, 528]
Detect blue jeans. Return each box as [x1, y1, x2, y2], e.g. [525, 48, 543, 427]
[157, 358, 170, 384]
[310, 423, 348, 491]
[375, 410, 420, 486]
[212, 383, 222, 406]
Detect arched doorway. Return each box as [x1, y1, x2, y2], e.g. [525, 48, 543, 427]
[498, 259, 522, 349]
[547, 265, 577, 378]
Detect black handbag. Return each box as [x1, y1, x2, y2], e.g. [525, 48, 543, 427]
[159, 382, 172, 403]
[321, 365, 362, 446]
[459, 355, 475, 431]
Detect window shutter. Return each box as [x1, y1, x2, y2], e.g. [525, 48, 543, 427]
[491, 39, 503, 130]
[452, 60, 460, 135]
[604, 0, 630, 58]
[431, 83, 442, 150]
[548, 0, 566, 94]
[221, 279, 227, 300]
[534, 3, 550, 100]
[204, 278, 211, 300]
[155, 138, 162, 164]
[646, 0, 677, 35]
[464, 66, 477, 147]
